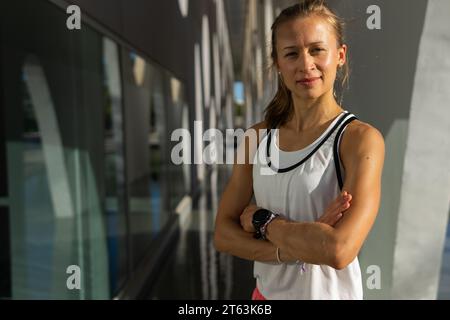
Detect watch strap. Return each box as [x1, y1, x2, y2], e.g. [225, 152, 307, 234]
[260, 212, 280, 240]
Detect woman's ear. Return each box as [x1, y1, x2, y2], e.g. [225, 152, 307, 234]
[338, 44, 347, 66]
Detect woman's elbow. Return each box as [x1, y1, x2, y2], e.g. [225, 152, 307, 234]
[331, 255, 351, 270]
[213, 227, 228, 253]
[329, 238, 357, 270]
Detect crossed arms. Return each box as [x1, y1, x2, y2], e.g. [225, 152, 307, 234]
[213, 120, 385, 269]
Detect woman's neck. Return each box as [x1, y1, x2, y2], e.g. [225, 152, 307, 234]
[287, 92, 343, 133]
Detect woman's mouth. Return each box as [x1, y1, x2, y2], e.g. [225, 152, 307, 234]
[296, 77, 321, 87]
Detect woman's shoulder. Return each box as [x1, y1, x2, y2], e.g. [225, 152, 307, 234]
[247, 120, 269, 144]
[345, 119, 383, 141]
[341, 119, 385, 154]
[248, 120, 268, 132]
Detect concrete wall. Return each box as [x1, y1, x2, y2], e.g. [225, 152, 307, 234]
[390, 0, 450, 299]
[335, 0, 450, 299]
[332, 0, 428, 299]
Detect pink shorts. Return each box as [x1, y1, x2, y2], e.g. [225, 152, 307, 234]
[251, 287, 266, 300]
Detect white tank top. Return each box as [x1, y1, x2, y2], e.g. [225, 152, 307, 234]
[252, 111, 363, 300]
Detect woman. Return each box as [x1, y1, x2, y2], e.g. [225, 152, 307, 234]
[214, 0, 385, 300]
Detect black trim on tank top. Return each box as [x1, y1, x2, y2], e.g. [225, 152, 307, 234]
[266, 112, 352, 173]
[333, 116, 357, 190]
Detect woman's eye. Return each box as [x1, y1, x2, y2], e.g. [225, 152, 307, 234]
[311, 48, 325, 53]
[285, 52, 297, 57]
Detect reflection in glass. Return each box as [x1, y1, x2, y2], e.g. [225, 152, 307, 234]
[1, 0, 190, 300]
[168, 77, 189, 212]
[21, 66, 56, 299]
[21, 57, 79, 299]
[148, 70, 163, 236]
[102, 38, 127, 296]
[124, 51, 188, 271]
[2, 1, 111, 299]
[125, 52, 163, 269]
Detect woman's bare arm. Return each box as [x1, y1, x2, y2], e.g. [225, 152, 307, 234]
[264, 122, 385, 269]
[213, 122, 287, 262]
[214, 122, 352, 263]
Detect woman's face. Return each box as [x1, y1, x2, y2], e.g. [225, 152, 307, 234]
[275, 15, 346, 100]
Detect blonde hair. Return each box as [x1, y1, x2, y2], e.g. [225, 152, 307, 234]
[264, 0, 349, 129]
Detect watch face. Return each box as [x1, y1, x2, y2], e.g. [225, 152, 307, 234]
[252, 209, 272, 228]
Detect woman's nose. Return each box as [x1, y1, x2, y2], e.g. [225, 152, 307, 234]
[297, 52, 315, 72]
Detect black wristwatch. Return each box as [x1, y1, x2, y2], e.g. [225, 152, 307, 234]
[252, 208, 278, 240]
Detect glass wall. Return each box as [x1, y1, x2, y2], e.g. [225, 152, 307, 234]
[123, 51, 160, 270]
[0, 0, 189, 299]
[166, 77, 190, 212]
[1, 0, 113, 299]
[0, 43, 11, 298]
[102, 38, 128, 297]
[122, 51, 189, 271]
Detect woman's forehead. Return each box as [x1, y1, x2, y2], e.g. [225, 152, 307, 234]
[276, 16, 334, 46]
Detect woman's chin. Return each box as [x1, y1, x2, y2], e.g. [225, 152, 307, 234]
[292, 90, 322, 101]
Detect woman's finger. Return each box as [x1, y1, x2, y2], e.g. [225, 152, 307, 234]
[332, 213, 344, 226]
[324, 195, 346, 216]
[318, 192, 351, 223]
[340, 201, 350, 212]
[331, 192, 351, 211]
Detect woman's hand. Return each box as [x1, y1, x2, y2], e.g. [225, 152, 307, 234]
[240, 204, 261, 233]
[317, 191, 352, 227]
[240, 192, 351, 233]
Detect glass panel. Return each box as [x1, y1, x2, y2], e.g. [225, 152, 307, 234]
[102, 38, 128, 296]
[0, 206, 11, 298]
[123, 51, 158, 269]
[148, 63, 166, 237]
[1, 0, 82, 296]
[123, 51, 188, 271]
[166, 77, 190, 212]
[0, 69, 5, 198]
[0, 44, 9, 298]
[1, 0, 188, 299]
[0, 0, 123, 299]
